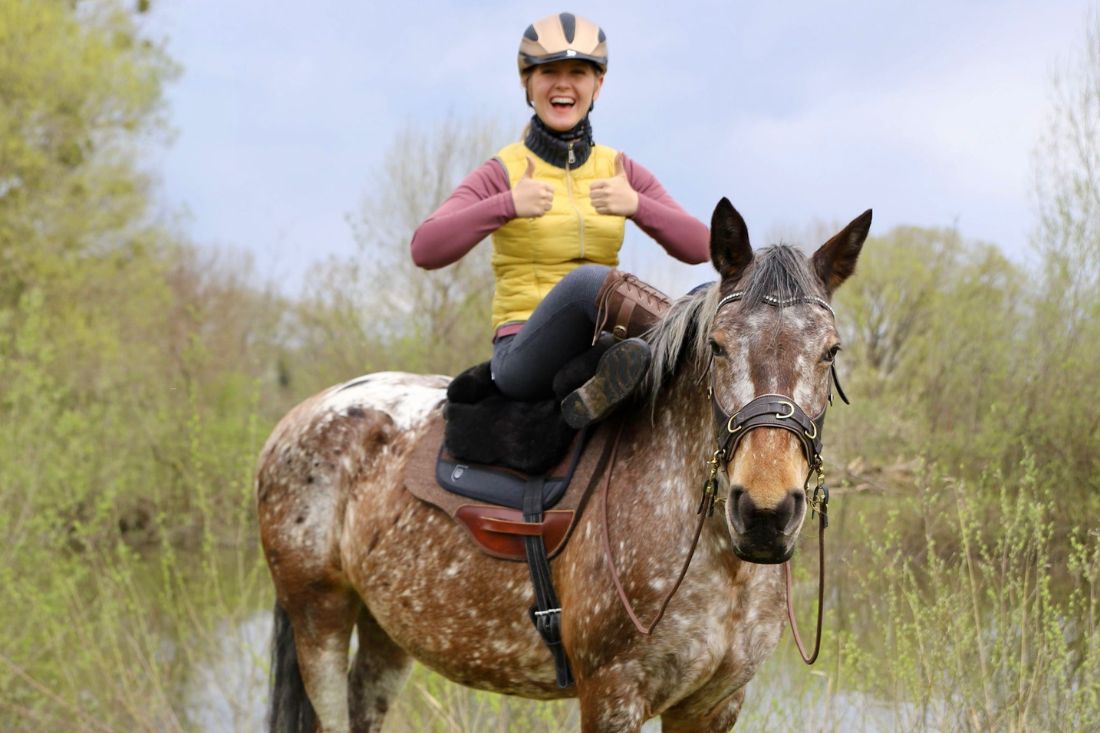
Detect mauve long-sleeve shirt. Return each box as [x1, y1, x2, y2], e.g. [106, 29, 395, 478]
[410, 154, 710, 269]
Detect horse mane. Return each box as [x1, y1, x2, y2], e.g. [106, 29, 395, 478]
[642, 244, 823, 408]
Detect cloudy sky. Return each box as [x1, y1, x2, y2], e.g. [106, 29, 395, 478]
[144, 0, 1092, 294]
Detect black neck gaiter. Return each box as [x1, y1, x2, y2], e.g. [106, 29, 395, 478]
[524, 114, 595, 168]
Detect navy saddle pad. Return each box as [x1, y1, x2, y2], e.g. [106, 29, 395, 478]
[434, 428, 589, 511]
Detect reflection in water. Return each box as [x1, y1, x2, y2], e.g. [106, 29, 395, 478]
[186, 611, 270, 732]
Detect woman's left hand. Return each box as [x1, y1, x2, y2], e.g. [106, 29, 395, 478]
[589, 153, 639, 217]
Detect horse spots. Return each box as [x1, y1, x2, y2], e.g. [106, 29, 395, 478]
[260, 352, 806, 728]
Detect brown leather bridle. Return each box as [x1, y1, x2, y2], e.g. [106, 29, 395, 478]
[703, 289, 847, 664]
[602, 288, 846, 664]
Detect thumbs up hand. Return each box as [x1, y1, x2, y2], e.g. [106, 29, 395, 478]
[511, 156, 555, 218]
[589, 153, 638, 216]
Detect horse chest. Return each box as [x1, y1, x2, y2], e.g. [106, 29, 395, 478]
[648, 563, 786, 714]
[724, 563, 787, 686]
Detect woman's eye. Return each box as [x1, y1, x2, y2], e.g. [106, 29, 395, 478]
[824, 344, 842, 363]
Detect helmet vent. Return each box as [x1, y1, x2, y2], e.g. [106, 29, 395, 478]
[559, 12, 576, 43]
[524, 24, 539, 42]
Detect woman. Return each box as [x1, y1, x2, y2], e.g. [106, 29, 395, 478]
[411, 12, 709, 428]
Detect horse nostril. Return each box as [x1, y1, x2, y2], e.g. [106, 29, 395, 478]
[729, 488, 806, 538]
[728, 486, 748, 533]
[780, 490, 806, 536]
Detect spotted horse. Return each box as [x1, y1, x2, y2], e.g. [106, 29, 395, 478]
[258, 199, 872, 733]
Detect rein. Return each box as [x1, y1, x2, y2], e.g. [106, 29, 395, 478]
[600, 423, 712, 635]
[601, 288, 845, 660]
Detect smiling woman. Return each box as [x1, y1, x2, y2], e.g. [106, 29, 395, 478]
[409, 11, 710, 427]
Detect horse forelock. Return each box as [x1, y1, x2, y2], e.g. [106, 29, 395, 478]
[739, 244, 824, 309]
[641, 245, 827, 411]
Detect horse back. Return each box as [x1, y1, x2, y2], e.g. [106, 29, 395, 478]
[256, 372, 449, 596]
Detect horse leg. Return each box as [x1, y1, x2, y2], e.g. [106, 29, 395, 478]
[347, 607, 410, 733]
[284, 586, 360, 733]
[578, 681, 647, 733]
[660, 687, 746, 733]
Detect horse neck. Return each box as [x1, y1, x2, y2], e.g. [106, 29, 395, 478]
[620, 364, 721, 532]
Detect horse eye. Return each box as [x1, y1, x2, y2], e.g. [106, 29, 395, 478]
[709, 338, 726, 358]
[823, 344, 842, 363]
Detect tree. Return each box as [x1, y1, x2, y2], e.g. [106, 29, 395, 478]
[1025, 9, 1100, 500]
[289, 116, 506, 387]
[0, 0, 174, 310]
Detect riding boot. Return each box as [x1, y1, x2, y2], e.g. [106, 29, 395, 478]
[561, 271, 672, 429]
[591, 269, 672, 343]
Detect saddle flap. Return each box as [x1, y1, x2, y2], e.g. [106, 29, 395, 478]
[455, 505, 574, 561]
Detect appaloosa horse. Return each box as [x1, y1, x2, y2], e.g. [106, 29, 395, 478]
[258, 199, 871, 733]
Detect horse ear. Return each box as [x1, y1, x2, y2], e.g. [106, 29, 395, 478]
[710, 198, 753, 281]
[812, 209, 872, 294]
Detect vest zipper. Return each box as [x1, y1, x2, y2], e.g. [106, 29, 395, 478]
[565, 142, 585, 259]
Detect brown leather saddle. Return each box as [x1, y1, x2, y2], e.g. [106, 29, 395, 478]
[405, 409, 612, 561]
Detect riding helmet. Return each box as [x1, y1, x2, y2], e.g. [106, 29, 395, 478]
[517, 12, 608, 75]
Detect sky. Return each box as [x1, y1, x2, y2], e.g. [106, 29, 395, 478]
[143, 0, 1093, 295]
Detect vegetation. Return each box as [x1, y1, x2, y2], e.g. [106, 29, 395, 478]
[0, 1, 1098, 731]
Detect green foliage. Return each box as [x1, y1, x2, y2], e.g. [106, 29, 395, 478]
[0, 0, 175, 309]
[831, 222, 1098, 525]
[836, 462, 1100, 733]
[0, 2, 286, 729]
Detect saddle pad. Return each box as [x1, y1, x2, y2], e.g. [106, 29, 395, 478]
[435, 427, 587, 510]
[404, 411, 613, 561]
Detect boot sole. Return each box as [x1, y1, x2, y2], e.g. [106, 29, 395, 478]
[561, 340, 650, 429]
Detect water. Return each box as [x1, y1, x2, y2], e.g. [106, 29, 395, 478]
[185, 611, 270, 732]
[183, 611, 932, 732]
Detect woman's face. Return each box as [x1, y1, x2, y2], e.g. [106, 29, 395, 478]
[525, 60, 604, 132]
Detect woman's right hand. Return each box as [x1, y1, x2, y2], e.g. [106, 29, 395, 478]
[511, 156, 554, 218]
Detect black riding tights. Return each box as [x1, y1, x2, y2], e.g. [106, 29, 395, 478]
[490, 264, 609, 401]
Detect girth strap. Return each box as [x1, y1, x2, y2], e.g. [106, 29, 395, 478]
[521, 475, 574, 688]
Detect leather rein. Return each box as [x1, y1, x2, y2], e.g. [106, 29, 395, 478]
[601, 289, 847, 664]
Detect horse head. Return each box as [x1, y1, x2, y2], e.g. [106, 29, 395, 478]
[705, 198, 871, 564]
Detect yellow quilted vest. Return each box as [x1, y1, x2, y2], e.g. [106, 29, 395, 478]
[490, 142, 626, 331]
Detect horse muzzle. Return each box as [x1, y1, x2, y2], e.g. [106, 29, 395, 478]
[726, 485, 806, 564]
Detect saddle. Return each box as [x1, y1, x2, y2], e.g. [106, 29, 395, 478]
[403, 353, 620, 689]
[404, 411, 613, 562]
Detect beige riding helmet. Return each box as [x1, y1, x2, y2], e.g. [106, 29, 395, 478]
[517, 12, 608, 75]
